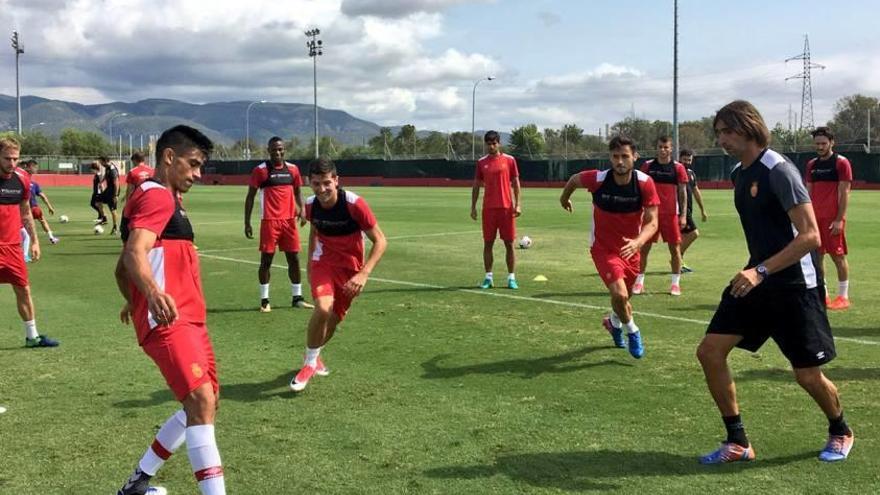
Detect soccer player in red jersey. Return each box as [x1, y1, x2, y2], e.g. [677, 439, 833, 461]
[125, 151, 154, 201]
[23, 160, 60, 245]
[632, 136, 688, 296]
[805, 127, 852, 310]
[114, 126, 226, 495]
[244, 136, 313, 312]
[559, 135, 659, 358]
[0, 138, 58, 348]
[290, 158, 387, 392]
[470, 130, 521, 289]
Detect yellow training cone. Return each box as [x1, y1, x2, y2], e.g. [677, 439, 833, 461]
[532, 275, 548, 282]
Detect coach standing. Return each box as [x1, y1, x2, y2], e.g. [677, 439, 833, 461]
[696, 100, 853, 464]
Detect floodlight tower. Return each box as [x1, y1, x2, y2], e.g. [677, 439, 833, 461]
[672, 0, 679, 159]
[786, 35, 825, 130]
[471, 76, 495, 160]
[11, 31, 24, 135]
[306, 29, 323, 159]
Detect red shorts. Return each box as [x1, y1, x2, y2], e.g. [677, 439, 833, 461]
[310, 262, 358, 321]
[817, 218, 847, 256]
[482, 208, 516, 242]
[260, 218, 300, 253]
[592, 248, 640, 289]
[0, 244, 28, 287]
[141, 322, 219, 402]
[649, 213, 682, 245]
[31, 206, 44, 221]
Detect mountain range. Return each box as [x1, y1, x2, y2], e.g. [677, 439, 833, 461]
[0, 95, 504, 147]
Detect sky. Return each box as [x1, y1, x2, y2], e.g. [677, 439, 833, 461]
[1, 0, 878, 135]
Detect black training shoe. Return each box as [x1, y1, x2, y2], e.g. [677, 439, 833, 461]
[260, 298, 271, 313]
[292, 296, 315, 309]
[117, 467, 153, 495]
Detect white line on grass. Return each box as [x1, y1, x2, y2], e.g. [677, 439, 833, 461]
[199, 252, 878, 346]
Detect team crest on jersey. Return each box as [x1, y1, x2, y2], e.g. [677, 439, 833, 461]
[191, 363, 204, 378]
[750, 181, 759, 198]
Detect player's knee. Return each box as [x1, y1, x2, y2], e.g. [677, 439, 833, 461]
[314, 299, 334, 317]
[793, 368, 823, 389]
[184, 386, 217, 422]
[696, 340, 722, 366]
[610, 290, 628, 306]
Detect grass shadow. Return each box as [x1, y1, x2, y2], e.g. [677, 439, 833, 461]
[738, 367, 880, 382]
[832, 326, 880, 339]
[113, 389, 176, 409]
[666, 304, 719, 312]
[206, 307, 261, 314]
[531, 291, 609, 299]
[221, 371, 300, 402]
[421, 345, 631, 380]
[423, 449, 814, 491]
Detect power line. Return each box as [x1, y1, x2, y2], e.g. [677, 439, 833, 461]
[785, 34, 825, 130]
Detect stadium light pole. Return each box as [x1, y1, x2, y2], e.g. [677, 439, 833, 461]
[672, 0, 679, 160]
[471, 76, 495, 161]
[108, 112, 128, 144]
[11, 31, 24, 135]
[245, 99, 266, 159]
[306, 29, 323, 159]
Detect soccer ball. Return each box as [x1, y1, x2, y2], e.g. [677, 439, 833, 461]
[93, 225, 104, 235]
[59, 215, 69, 223]
[518, 235, 533, 249]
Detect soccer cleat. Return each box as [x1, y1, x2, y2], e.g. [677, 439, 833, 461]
[315, 356, 330, 377]
[825, 296, 832, 307]
[93, 218, 106, 225]
[626, 331, 645, 359]
[110, 226, 118, 236]
[507, 278, 519, 290]
[699, 442, 756, 465]
[117, 467, 168, 495]
[827, 296, 850, 311]
[631, 282, 644, 295]
[146, 488, 168, 495]
[670, 284, 682, 296]
[49, 236, 59, 245]
[260, 298, 271, 313]
[292, 296, 315, 309]
[602, 317, 625, 348]
[818, 432, 854, 462]
[25, 335, 59, 348]
[681, 265, 693, 273]
[479, 278, 493, 289]
[290, 365, 317, 392]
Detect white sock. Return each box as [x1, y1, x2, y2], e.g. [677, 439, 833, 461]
[139, 410, 186, 476]
[21, 228, 30, 256]
[508, 273, 516, 281]
[292, 283, 302, 297]
[671, 274, 681, 286]
[624, 319, 639, 335]
[839, 280, 849, 299]
[609, 312, 622, 328]
[259, 283, 270, 300]
[635, 273, 645, 285]
[186, 425, 225, 495]
[304, 347, 322, 367]
[485, 272, 493, 280]
[24, 320, 38, 340]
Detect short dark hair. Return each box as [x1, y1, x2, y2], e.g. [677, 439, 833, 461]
[308, 157, 337, 177]
[98, 156, 109, 164]
[130, 151, 146, 163]
[811, 126, 835, 141]
[26, 159, 38, 166]
[657, 135, 672, 145]
[609, 135, 637, 152]
[713, 100, 770, 148]
[679, 148, 694, 158]
[484, 130, 500, 143]
[155, 125, 213, 164]
[267, 136, 284, 147]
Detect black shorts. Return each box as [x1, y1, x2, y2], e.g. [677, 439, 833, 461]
[98, 191, 118, 210]
[707, 285, 835, 368]
[681, 214, 697, 234]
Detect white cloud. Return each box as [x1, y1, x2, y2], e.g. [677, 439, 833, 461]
[341, 0, 491, 18]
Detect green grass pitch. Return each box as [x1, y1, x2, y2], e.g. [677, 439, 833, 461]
[1, 185, 878, 494]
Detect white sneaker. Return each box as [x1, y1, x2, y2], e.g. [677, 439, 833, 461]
[631, 282, 644, 295]
[146, 488, 167, 495]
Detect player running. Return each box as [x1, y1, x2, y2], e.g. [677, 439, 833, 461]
[678, 149, 708, 272]
[114, 126, 226, 495]
[632, 136, 687, 296]
[125, 151, 154, 200]
[559, 135, 659, 359]
[0, 138, 58, 348]
[244, 136, 313, 312]
[805, 126, 852, 310]
[697, 100, 852, 465]
[289, 158, 387, 392]
[22, 160, 60, 245]
[470, 130, 522, 289]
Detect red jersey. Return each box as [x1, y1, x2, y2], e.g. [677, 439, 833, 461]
[121, 181, 206, 344]
[0, 168, 30, 245]
[305, 189, 377, 272]
[249, 161, 303, 220]
[476, 153, 518, 209]
[126, 164, 153, 188]
[580, 169, 660, 253]
[640, 159, 687, 215]
[806, 153, 852, 220]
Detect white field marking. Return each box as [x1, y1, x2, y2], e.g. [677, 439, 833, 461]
[197, 246, 255, 254]
[198, 253, 878, 346]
